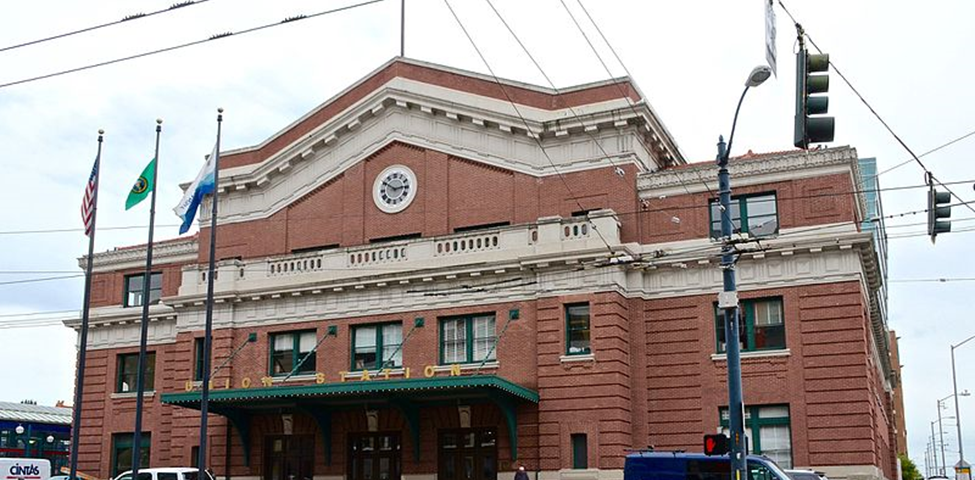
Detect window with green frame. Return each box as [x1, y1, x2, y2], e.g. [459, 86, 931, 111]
[124, 272, 163, 307]
[193, 337, 205, 381]
[565, 303, 591, 355]
[715, 298, 785, 353]
[571, 433, 588, 469]
[709, 193, 778, 239]
[269, 330, 317, 376]
[117, 352, 155, 393]
[720, 405, 792, 468]
[352, 322, 403, 370]
[111, 432, 151, 476]
[440, 314, 496, 364]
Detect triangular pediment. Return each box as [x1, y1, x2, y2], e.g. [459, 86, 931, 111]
[206, 58, 683, 226]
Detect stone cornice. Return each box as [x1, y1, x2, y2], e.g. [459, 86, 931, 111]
[637, 146, 862, 203]
[198, 86, 670, 226]
[80, 238, 198, 273]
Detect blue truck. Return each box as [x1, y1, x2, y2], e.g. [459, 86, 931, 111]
[624, 451, 792, 480]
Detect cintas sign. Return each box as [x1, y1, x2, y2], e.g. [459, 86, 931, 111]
[1, 458, 51, 480]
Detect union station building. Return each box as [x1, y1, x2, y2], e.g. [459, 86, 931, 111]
[65, 58, 904, 480]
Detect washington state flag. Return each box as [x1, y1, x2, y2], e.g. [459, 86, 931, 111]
[125, 158, 156, 210]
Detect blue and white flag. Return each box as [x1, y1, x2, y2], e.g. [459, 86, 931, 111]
[174, 142, 217, 234]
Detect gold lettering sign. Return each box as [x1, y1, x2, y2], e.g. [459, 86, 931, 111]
[182, 364, 468, 393]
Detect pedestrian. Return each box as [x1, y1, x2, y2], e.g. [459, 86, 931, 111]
[514, 465, 529, 480]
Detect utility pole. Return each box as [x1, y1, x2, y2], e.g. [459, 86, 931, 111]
[716, 135, 746, 480]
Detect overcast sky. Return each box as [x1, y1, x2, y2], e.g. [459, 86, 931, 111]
[1, 0, 972, 472]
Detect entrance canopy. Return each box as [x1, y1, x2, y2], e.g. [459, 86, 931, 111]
[160, 375, 538, 463]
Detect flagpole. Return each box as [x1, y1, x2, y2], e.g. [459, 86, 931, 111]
[68, 129, 104, 480]
[132, 119, 162, 480]
[197, 108, 223, 475]
[400, 0, 405, 57]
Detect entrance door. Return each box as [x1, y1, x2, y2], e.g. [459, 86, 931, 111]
[438, 428, 498, 480]
[264, 435, 315, 480]
[347, 432, 401, 480]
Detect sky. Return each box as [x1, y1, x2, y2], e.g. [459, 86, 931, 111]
[0, 0, 972, 473]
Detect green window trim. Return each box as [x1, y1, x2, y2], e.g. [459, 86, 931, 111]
[719, 405, 791, 466]
[269, 330, 317, 377]
[351, 322, 404, 371]
[565, 303, 592, 356]
[116, 352, 156, 393]
[709, 193, 779, 239]
[715, 298, 785, 353]
[571, 433, 588, 469]
[111, 432, 151, 477]
[439, 314, 496, 365]
[124, 272, 163, 308]
[193, 338, 205, 381]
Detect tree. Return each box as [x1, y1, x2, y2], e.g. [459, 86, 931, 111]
[900, 453, 923, 480]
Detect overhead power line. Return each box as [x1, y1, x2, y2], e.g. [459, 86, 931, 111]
[0, 0, 214, 54]
[778, 0, 975, 217]
[441, 0, 616, 255]
[0, 177, 970, 237]
[0, 0, 388, 89]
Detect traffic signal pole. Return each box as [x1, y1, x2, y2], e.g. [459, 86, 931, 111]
[717, 135, 746, 480]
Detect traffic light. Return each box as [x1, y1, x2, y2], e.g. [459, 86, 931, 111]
[927, 174, 952, 242]
[704, 434, 729, 456]
[793, 48, 835, 149]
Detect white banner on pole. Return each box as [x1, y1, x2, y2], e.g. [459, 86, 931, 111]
[765, 0, 777, 77]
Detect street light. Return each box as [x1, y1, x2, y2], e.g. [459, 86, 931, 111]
[952, 334, 975, 480]
[716, 64, 772, 480]
[941, 392, 972, 475]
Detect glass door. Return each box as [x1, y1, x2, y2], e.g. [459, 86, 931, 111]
[438, 428, 497, 480]
[347, 432, 401, 480]
[263, 435, 314, 480]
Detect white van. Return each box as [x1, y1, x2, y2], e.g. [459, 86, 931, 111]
[0, 458, 52, 480]
[112, 468, 215, 480]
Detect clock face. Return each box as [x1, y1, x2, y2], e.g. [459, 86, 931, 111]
[373, 165, 417, 213]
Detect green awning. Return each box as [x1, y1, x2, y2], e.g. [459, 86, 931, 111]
[160, 374, 537, 464]
[160, 374, 538, 406]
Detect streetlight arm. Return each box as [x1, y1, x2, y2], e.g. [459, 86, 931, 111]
[724, 86, 751, 162]
[954, 334, 975, 350]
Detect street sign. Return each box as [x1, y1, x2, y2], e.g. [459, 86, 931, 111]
[765, 0, 777, 77]
[955, 460, 971, 480]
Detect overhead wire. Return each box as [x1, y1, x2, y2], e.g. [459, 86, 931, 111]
[0, 0, 389, 90]
[2, 176, 970, 237]
[563, 0, 714, 223]
[777, 0, 975, 216]
[0, 0, 214, 54]
[441, 0, 617, 255]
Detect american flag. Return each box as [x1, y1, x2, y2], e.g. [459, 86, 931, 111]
[81, 159, 98, 236]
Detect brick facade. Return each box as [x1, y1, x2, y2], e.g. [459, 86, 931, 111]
[67, 59, 897, 480]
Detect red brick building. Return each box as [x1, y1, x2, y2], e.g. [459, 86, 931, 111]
[65, 58, 899, 480]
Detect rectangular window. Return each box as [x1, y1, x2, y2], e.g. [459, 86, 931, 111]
[111, 433, 151, 477]
[124, 272, 163, 307]
[715, 298, 785, 353]
[720, 405, 792, 468]
[117, 352, 155, 393]
[352, 323, 403, 370]
[571, 433, 588, 469]
[565, 303, 591, 355]
[440, 314, 496, 364]
[190, 446, 200, 468]
[709, 193, 778, 239]
[194, 338, 205, 381]
[270, 330, 317, 376]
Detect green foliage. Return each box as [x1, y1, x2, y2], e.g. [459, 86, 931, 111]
[899, 453, 923, 480]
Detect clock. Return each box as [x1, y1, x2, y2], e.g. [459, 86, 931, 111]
[373, 165, 417, 213]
